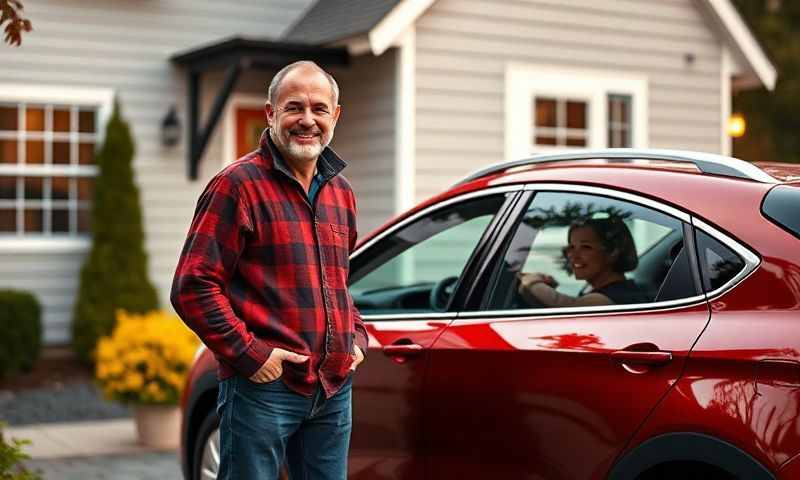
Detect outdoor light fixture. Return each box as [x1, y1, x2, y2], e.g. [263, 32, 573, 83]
[161, 106, 181, 147]
[728, 113, 746, 138]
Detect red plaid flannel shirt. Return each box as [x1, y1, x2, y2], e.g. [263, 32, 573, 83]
[171, 131, 368, 398]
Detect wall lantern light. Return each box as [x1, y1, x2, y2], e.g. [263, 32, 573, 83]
[728, 113, 746, 138]
[161, 106, 181, 147]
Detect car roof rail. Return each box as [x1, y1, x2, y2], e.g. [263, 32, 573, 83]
[455, 148, 778, 187]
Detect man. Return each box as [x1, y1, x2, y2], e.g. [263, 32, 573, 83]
[171, 60, 367, 480]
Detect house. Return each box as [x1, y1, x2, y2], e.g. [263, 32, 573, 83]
[0, 0, 776, 344]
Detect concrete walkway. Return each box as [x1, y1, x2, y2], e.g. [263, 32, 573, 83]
[6, 419, 176, 459]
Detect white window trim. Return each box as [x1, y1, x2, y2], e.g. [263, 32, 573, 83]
[222, 94, 265, 168]
[0, 83, 114, 249]
[504, 63, 648, 161]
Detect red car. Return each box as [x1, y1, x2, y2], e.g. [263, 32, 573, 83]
[180, 149, 800, 480]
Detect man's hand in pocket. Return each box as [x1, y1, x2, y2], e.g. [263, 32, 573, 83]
[350, 345, 364, 372]
[249, 348, 309, 383]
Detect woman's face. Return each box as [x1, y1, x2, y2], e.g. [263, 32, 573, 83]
[565, 226, 617, 285]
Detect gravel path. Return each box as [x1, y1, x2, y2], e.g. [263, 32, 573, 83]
[24, 452, 181, 480]
[0, 381, 131, 426]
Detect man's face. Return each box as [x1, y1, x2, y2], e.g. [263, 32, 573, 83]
[266, 67, 341, 164]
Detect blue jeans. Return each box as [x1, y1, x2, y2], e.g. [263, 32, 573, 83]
[216, 374, 353, 480]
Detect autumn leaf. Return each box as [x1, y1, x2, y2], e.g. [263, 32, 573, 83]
[1, 0, 32, 47]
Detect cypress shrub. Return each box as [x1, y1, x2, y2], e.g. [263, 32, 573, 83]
[71, 101, 159, 364]
[0, 290, 42, 379]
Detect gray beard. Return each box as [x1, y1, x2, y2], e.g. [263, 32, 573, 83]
[270, 128, 333, 163]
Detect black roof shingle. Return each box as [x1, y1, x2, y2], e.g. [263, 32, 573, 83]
[283, 0, 403, 45]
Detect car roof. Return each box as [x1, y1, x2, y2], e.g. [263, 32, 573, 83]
[357, 149, 781, 250]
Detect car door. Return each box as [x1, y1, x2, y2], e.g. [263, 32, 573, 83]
[346, 188, 519, 480]
[423, 185, 711, 479]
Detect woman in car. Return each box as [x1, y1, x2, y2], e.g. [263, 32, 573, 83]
[517, 216, 650, 307]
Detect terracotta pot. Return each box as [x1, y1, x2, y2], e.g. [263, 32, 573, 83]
[133, 404, 180, 449]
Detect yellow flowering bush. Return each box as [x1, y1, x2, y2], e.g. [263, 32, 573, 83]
[95, 310, 199, 405]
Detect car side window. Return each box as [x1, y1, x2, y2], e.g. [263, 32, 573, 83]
[487, 191, 697, 310]
[694, 229, 746, 292]
[349, 194, 509, 315]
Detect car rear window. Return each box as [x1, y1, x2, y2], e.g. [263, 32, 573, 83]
[762, 185, 800, 240]
[695, 230, 745, 292]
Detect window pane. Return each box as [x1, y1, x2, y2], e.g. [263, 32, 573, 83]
[609, 94, 631, 124]
[53, 109, 71, 132]
[26, 107, 45, 131]
[0, 105, 17, 131]
[26, 140, 44, 164]
[79, 142, 95, 164]
[77, 178, 93, 201]
[24, 208, 44, 233]
[0, 140, 17, 164]
[52, 208, 70, 233]
[566, 137, 587, 147]
[79, 110, 95, 133]
[53, 141, 70, 164]
[535, 136, 557, 146]
[349, 195, 508, 314]
[24, 177, 43, 200]
[695, 230, 745, 292]
[78, 208, 91, 233]
[535, 98, 557, 128]
[0, 176, 16, 199]
[566, 101, 586, 129]
[0, 209, 15, 232]
[487, 191, 688, 310]
[52, 177, 70, 201]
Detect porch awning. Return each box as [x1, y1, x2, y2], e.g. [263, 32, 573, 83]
[171, 37, 349, 180]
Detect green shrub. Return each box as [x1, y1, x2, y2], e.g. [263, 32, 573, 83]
[71, 100, 159, 364]
[0, 422, 42, 480]
[0, 291, 41, 379]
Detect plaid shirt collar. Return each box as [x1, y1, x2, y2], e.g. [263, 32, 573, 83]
[260, 129, 347, 182]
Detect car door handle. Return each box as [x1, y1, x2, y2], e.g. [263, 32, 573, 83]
[611, 350, 673, 366]
[382, 343, 423, 357]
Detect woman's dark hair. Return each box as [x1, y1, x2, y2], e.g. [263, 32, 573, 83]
[564, 217, 639, 273]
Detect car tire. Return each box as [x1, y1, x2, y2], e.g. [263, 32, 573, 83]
[192, 410, 220, 480]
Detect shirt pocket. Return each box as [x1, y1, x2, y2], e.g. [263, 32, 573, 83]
[320, 223, 350, 272]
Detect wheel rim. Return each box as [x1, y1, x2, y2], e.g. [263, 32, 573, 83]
[200, 427, 220, 479]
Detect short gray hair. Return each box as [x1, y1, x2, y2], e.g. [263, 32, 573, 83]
[267, 61, 340, 106]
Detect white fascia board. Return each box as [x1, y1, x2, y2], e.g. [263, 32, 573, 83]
[332, 34, 372, 56]
[701, 0, 776, 91]
[394, 27, 416, 214]
[368, 0, 435, 56]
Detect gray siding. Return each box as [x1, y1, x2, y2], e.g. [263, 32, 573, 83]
[0, 0, 313, 344]
[413, 0, 724, 201]
[330, 51, 397, 235]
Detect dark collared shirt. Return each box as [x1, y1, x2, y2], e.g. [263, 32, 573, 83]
[171, 130, 367, 398]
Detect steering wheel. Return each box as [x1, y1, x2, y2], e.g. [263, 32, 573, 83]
[511, 273, 546, 309]
[429, 276, 460, 312]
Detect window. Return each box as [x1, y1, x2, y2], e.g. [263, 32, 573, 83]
[695, 229, 746, 292]
[0, 86, 112, 239]
[533, 98, 588, 147]
[487, 191, 698, 311]
[505, 65, 647, 159]
[349, 194, 509, 315]
[607, 94, 632, 148]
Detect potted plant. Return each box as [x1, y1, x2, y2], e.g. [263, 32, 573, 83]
[95, 310, 199, 448]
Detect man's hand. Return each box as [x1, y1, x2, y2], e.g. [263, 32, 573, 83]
[249, 348, 309, 383]
[350, 345, 364, 371]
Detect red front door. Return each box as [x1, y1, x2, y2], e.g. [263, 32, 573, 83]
[235, 106, 264, 159]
